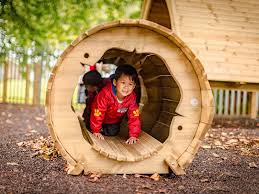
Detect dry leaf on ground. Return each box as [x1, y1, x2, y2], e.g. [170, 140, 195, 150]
[7, 162, 19, 166]
[248, 162, 258, 168]
[150, 173, 160, 181]
[202, 145, 211, 149]
[212, 153, 220, 158]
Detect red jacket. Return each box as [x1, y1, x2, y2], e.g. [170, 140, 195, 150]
[90, 80, 141, 137]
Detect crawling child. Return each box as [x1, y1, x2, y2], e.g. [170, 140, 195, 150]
[90, 65, 141, 144]
[82, 70, 109, 129]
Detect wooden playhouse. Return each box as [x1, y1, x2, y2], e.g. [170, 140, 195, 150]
[142, 0, 259, 118]
[46, 20, 214, 175]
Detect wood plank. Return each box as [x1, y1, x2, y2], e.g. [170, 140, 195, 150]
[25, 63, 31, 104]
[33, 63, 42, 105]
[230, 90, 235, 115]
[177, 11, 259, 23]
[176, 3, 259, 17]
[141, 0, 152, 19]
[147, 0, 171, 29]
[141, 132, 163, 152]
[213, 89, 218, 108]
[88, 132, 118, 160]
[177, 0, 259, 11]
[165, 156, 186, 175]
[178, 14, 259, 26]
[218, 89, 224, 115]
[236, 90, 241, 116]
[176, 4, 259, 18]
[150, 121, 170, 143]
[3, 61, 9, 103]
[224, 89, 229, 115]
[103, 138, 126, 161]
[242, 91, 248, 116]
[250, 91, 257, 118]
[86, 131, 162, 162]
[158, 111, 174, 126]
[177, 151, 194, 169]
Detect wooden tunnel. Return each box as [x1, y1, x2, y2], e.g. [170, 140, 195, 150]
[46, 19, 214, 175]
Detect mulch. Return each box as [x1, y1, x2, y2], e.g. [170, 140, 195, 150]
[0, 103, 258, 194]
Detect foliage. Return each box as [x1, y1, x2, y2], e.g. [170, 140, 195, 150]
[0, 0, 142, 66]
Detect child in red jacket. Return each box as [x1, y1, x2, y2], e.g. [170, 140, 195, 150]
[90, 65, 141, 144]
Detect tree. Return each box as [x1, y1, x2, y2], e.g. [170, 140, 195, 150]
[0, 0, 142, 67]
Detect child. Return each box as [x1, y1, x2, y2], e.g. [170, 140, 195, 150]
[90, 65, 141, 144]
[82, 70, 108, 129]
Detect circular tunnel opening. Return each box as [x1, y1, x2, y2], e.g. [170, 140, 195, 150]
[47, 20, 213, 172]
[72, 48, 181, 144]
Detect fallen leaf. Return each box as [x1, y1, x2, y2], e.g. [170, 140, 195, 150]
[141, 184, 152, 189]
[201, 178, 209, 183]
[248, 162, 258, 168]
[134, 174, 149, 178]
[31, 152, 40, 158]
[89, 176, 99, 182]
[221, 132, 228, 137]
[225, 139, 239, 145]
[214, 140, 222, 146]
[7, 162, 19, 166]
[90, 172, 102, 179]
[35, 117, 44, 121]
[158, 189, 167, 193]
[177, 185, 185, 191]
[238, 138, 250, 144]
[212, 153, 220, 158]
[17, 142, 24, 147]
[193, 170, 200, 176]
[6, 119, 13, 124]
[202, 145, 211, 149]
[150, 172, 160, 181]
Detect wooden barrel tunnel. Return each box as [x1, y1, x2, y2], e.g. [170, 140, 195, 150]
[46, 19, 214, 175]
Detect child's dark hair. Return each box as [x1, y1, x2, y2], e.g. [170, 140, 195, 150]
[82, 70, 102, 86]
[114, 64, 138, 83]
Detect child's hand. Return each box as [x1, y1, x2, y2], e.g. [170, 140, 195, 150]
[126, 137, 139, 144]
[93, 132, 104, 140]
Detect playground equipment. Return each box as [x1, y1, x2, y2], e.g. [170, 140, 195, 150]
[46, 20, 214, 175]
[142, 0, 259, 118]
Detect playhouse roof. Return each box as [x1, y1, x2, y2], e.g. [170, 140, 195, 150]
[141, 0, 259, 83]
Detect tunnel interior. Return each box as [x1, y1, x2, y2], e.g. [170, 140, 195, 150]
[73, 48, 181, 143]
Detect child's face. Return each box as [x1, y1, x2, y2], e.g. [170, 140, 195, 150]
[114, 74, 136, 99]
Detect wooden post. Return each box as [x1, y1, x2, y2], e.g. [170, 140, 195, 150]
[25, 64, 30, 104]
[3, 61, 9, 103]
[224, 89, 229, 115]
[33, 63, 42, 105]
[250, 91, 257, 119]
[218, 89, 223, 115]
[141, 0, 152, 19]
[242, 91, 247, 116]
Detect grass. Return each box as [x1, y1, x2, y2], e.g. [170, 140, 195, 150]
[0, 79, 83, 109]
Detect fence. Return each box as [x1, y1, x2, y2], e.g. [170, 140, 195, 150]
[213, 89, 259, 118]
[0, 54, 258, 118]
